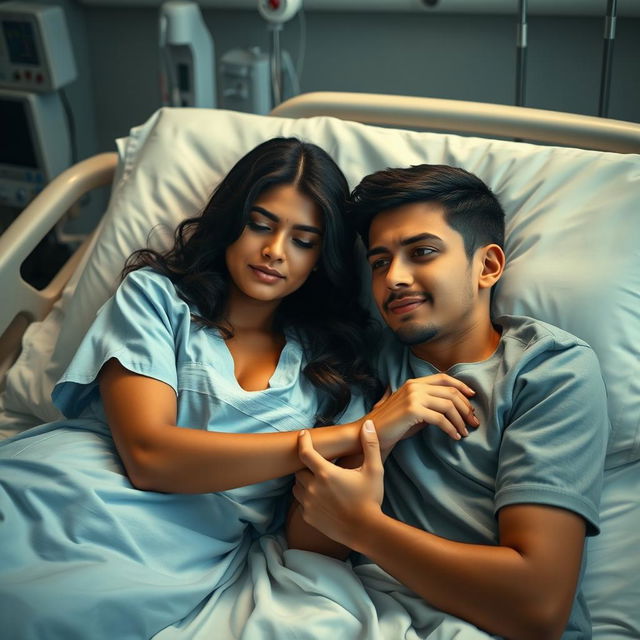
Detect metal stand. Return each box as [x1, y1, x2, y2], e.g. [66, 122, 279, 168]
[598, 0, 617, 118]
[515, 0, 528, 107]
[269, 24, 283, 107]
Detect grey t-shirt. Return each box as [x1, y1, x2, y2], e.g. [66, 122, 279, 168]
[377, 314, 610, 638]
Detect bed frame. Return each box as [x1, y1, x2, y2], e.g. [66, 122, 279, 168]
[1, 91, 639, 379]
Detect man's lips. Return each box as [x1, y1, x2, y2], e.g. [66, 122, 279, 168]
[386, 295, 428, 315]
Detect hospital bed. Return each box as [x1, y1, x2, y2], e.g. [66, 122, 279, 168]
[1, 91, 639, 637]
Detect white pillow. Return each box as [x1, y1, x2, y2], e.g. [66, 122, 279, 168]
[2, 107, 639, 470]
[583, 461, 640, 638]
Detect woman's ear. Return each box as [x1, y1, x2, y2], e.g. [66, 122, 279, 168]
[477, 244, 505, 290]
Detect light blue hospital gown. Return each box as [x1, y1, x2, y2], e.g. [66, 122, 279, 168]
[0, 268, 366, 640]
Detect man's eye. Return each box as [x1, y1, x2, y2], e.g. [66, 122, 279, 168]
[370, 258, 389, 270]
[247, 222, 270, 232]
[413, 247, 436, 257]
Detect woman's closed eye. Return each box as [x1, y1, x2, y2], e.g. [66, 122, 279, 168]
[293, 237, 317, 250]
[247, 221, 317, 250]
[247, 221, 271, 233]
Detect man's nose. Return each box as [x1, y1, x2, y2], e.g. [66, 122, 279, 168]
[385, 257, 413, 288]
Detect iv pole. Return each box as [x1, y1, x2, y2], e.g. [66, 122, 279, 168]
[269, 22, 283, 107]
[515, 0, 527, 107]
[258, 0, 302, 108]
[598, 0, 617, 118]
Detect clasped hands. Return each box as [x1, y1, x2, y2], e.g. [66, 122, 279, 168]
[293, 373, 478, 549]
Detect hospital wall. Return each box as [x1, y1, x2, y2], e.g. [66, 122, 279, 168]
[50, 4, 640, 154]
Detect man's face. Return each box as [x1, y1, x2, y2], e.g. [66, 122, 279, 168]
[367, 202, 481, 348]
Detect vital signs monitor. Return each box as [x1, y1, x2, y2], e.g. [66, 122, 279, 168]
[0, 89, 70, 207]
[0, 1, 75, 209]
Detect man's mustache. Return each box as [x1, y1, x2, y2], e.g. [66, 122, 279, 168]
[383, 291, 432, 312]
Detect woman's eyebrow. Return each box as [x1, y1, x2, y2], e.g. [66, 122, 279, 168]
[251, 206, 323, 235]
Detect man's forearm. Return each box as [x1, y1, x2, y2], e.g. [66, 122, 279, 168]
[286, 454, 365, 559]
[352, 506, 584, 640]
[286, 502, 351, 559]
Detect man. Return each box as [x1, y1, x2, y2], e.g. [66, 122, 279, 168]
[288, 164, 609, 639]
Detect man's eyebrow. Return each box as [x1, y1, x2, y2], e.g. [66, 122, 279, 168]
[251, 206, 323, 235]
[366, 233, 443, 258]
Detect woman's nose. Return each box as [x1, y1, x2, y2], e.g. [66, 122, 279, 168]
[262, 234, 285, 261]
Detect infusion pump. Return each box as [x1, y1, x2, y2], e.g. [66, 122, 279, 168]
[0, 2, 76, 92]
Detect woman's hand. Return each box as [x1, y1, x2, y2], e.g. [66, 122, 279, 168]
[366, 374, 479, 450]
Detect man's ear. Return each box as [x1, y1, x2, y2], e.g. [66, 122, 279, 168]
[476, 244, 505, 290]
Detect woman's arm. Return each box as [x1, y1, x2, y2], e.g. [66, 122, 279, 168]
[101, 360, 477, 494]
[99, 359, 361, 493]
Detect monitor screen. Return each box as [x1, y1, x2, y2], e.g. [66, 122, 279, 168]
[178, 63, 190, 92]
[0, 98, 38, 168]
[2, 19, 39, 65]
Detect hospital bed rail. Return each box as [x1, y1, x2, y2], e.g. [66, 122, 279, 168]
[271, 91, 640, 154]
[0, 152, 118, 380]
[1, 91, 639, 371]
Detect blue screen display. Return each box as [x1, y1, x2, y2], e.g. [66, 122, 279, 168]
[0, 99, 38, 168]
[3, 20, 39, 65]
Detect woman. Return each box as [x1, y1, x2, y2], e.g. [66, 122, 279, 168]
[0, 138, 423, 639]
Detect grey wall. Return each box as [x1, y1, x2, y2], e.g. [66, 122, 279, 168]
[79, 6, 639, 153]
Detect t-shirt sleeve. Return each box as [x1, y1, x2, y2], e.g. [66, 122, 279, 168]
[337, 389, 368, 425]
[374, 329, 405, 389]
[52, 269, 182, 418]
[494, 343, 610, 536]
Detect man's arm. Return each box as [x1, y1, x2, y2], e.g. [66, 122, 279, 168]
[286, 375, 479, 557]
[354, 503, 585, 640]
[293, 426, 586, 640]
[286, 432, 392, 560]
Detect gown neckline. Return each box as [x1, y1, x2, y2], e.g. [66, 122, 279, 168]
[216, 329, 300, 394]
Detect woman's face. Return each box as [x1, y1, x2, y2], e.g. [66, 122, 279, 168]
[225, 183, 324, 305]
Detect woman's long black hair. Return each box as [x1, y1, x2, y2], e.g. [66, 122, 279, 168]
[123, 137, 381, 424]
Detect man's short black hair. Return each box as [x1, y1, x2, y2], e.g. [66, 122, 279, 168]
[349, 164, 505, 258]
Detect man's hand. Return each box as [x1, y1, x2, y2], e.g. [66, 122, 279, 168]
[367, 374, 479, 449]
[293, 420, 384, 548]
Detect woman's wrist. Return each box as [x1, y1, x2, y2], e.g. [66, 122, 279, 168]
[310, 420, 362, 460]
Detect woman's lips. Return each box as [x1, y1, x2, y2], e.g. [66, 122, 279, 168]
[249, 265, 285, 283]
